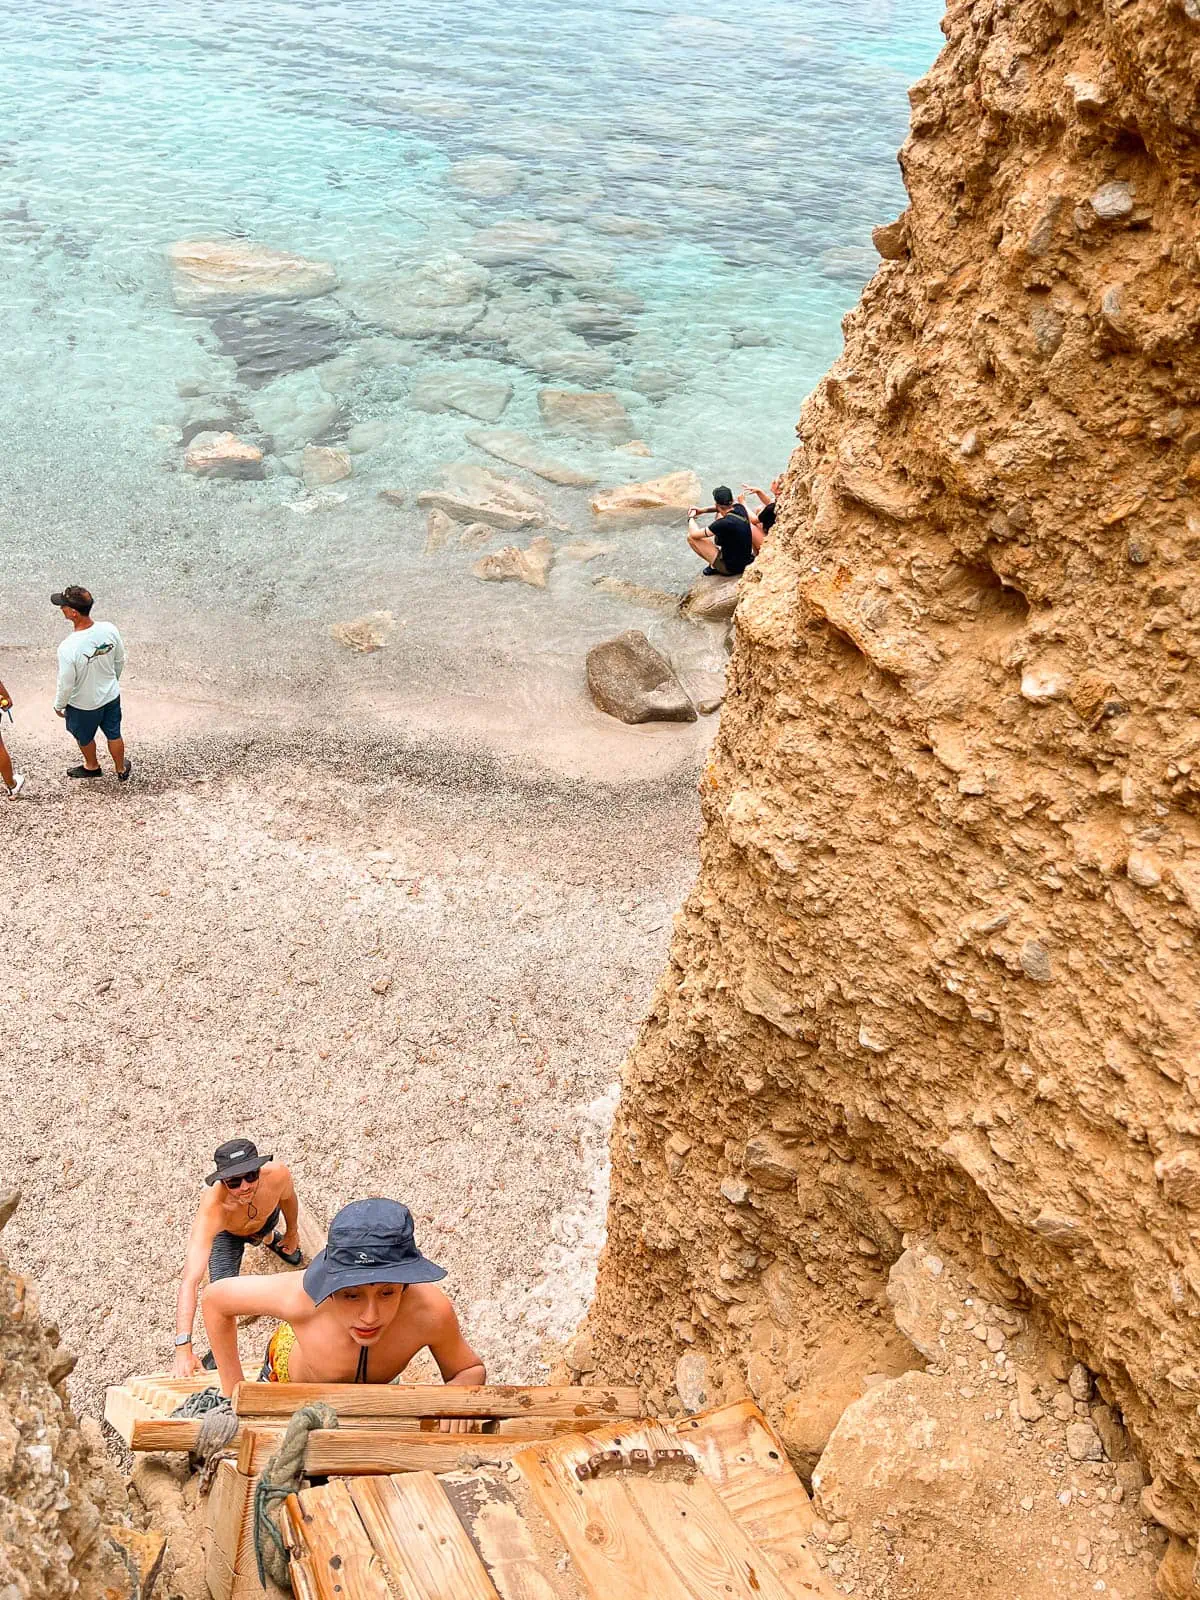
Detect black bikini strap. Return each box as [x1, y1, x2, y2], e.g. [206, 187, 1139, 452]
[355, 1345, 368, 1383]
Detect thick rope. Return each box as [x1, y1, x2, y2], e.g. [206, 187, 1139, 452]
[253, 1402, 339, 1589]
[171, 1388, 241, 1491]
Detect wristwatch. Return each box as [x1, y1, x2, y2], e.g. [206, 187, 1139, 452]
[174, 1333, 192, 1347]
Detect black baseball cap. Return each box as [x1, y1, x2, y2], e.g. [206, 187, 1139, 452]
[713, 486, 733, 506]
[51, 585, 94, 612]
[205, 1138, 271, 1186]
[303, 1198, 446, 1304]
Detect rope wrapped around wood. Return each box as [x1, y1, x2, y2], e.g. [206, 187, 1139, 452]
[253, 1401, 339, 1588]
[171, 1387, 241, 1491]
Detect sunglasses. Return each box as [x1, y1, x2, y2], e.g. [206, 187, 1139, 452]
[224, 1170, 260, 1189]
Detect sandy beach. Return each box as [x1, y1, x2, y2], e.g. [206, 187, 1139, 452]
[0, 673, 703, 1422]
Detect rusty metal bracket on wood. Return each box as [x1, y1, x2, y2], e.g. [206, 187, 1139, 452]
[574, 1444, 697, 1480]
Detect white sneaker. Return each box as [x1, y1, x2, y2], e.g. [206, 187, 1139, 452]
[7, 773, 24, 798]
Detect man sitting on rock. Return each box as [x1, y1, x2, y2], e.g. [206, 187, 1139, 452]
[173, 1139, 304, 1377]
[202, 1198, 486, 1431]
[686, 486, 755, 576]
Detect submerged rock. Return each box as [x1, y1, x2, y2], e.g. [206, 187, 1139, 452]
[418, 464, 546, 530]
[302, 445, 352, 487]
[465, 428, 597, 487]
[207, 301, 347, 388]
[591, 575, 680, 612]
[447, 156, 522, 197]
[473, 537, 555, 588]
[329, 611, 394, 653]
[590, 470, 701, 517]
[586, 631, 696, 724]
[340, 253, 489, 339]
[409, 370, 513, 423]
[167, 239, 337, 306]
[183, 431, 265, 480]
[538, 388, 633, 443]
[467, 220, 563, 267]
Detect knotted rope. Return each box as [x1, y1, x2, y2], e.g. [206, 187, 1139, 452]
[171, 1388, 240, 1491]
[253, 1402, 339, 1589]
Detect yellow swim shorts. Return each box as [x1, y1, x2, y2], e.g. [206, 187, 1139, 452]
[262, 1322, 297, 1383]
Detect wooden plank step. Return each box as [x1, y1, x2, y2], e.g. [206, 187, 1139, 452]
[670, 1402, 836, 1600]
[284, 1477, 392, 1600]
[206, 1458, 257, 1574]
[238, 1426, 525, 1476]
[233, 1383, 641, 1422]
[350, 1472, 502, 1599]
[441, 1467, 587, 1600]
[514, 1422, 794, 1600]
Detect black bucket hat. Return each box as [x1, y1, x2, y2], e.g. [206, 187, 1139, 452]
[205, 1138, 271, 1187]
[303, 1198, 446, 1304]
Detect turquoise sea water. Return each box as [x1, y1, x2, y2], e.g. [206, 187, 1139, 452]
[0, 0, 942, 726]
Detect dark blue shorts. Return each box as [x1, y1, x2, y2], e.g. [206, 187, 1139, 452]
[65, 696, 121, 746]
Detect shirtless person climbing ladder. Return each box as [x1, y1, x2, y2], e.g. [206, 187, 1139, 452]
[173, 1139, 303, 1378]
[202, 1199, 486, 1430]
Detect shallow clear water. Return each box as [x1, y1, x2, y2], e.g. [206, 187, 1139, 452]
[0, 0, 941, 726]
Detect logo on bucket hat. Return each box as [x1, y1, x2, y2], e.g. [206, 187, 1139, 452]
[303, 1198, 446, 1304]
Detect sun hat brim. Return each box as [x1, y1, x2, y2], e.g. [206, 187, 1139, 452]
[303, 1249, 447, 1305]
[205, 1153, 272, 1186]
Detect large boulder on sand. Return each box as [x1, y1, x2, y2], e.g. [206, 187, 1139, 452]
[586, 631, 697, 724]
[167, 240, 337, 306]
[681, 572, 741, 622]
[591, 470, 701, 517]
[183, 431, 265, 480]
[538, 388, 633, 443]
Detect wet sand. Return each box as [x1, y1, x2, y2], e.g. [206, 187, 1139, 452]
[0, 676, 702, 1420]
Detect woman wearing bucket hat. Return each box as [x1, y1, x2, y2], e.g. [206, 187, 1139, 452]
[202, 1198, 485, 1428]
[172, 1139, 304, 1377]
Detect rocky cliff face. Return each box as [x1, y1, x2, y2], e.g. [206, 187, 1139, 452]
[586, 0, 1200, 1585]
[0, 1198, 145, 1600]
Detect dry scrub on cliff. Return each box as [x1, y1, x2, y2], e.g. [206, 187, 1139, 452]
[585, 0, 1200, 1594]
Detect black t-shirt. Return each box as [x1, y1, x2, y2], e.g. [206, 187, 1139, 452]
[710, 512, 753, 574]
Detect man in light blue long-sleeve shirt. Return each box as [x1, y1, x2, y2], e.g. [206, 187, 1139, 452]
[51, 585, 132, 783]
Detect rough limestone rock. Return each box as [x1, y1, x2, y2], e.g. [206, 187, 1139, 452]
[340, 253, 489, 338]
[409, 371, 513, 424]
[590, 470, 702, 517]
[418, 464, 546, 531]
[329, 612, 393, 653]
[585, 0, 1200, 1551]
[301, 445, 352, 487]
[0, 1199, 140, 1598]
[586, 631, 696, 724]
[472, 537, 555, 589]
[680, 572, 741, 623]
[591, 575, 680, 613]
[465, 428, 597, 487]
[538, 388, 634, 444]
[166, 239, 337, 306]
[183, 431, 265, 480]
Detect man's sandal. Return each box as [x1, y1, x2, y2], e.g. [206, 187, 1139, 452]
[267, 1234, 303, 1267]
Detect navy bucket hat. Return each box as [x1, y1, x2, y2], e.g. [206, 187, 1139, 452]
[304, 1198, 446, 1304]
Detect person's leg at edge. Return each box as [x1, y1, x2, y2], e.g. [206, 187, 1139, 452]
[75, 738, 101, 773]
[0, 738, 13, 792]
[106, 736, 126, 774]
[687, 530, 719, 566]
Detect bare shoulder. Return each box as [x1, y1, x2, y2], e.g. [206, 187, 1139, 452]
[403, 1283, 460, 1333]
